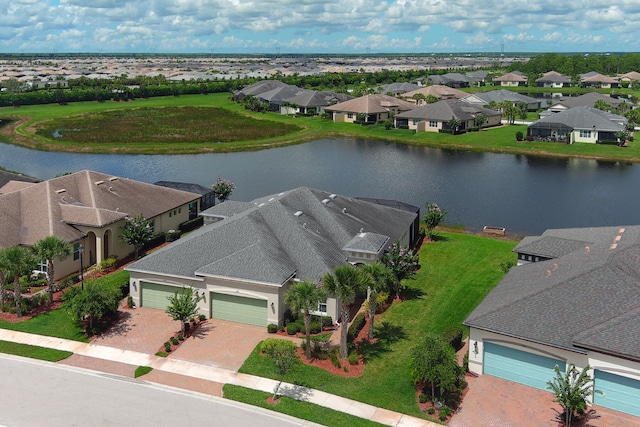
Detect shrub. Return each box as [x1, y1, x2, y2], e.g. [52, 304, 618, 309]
[427, 407, 435, 415]
[286, 322, 300, 335]
[164, 342, 171, 352]
[419, 393, 429, 404]
[348, 350, 359, 366]
[347, 312, 366, 343]
[97, 256, 118, 272]
[198, 314, 206, 321]
[127, 295, 134, 308]
[179, 216, 203, 233]
[441, 326, 463, 351]
[309, 321, 321, 334]
[439, 406, 452, 421]
[260, 338, 293, 355]
[170, 336, 179, 345]
[310, 314, 332, 329]
[54, 278, 74, 292]
[329, 347, 341, 368]
[165, 229, 182, 242]
[515, 131, 524, 141]
[267, 323, 278, 333]
[178, 334, 184, 341]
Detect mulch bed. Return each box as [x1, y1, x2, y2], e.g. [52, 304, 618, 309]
[154, 318, 207, 355]
[0, 288, 64, 323]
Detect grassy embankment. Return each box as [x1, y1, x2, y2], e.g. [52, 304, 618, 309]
[227, 232, 517, 421]
[1, 92, 639, 162]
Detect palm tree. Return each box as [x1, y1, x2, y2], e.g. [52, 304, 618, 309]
[360, 263, 394, 340]
[0, 249, 9, 308]
[284, 280, 324, 359]
[4, 246, 37, 318]
[322, 265, 367, 358]
[32, 236, 72, 304]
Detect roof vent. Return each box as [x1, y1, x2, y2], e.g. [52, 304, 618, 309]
[108, 177, 118, 182]
[322, 199, 330, 204]
[359, 228, 364, 233]
[584, 246, 590, 254]
[342, 207, 347, 214]
[95, 180, 104, 185]
[329, 194, 337, 199]
[55, 189, 66, 194]
[294, 211, 303, 217]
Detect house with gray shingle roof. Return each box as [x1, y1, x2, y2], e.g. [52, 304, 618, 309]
[527, 106, 627, 143]
[427, 73, 471, 88]
[0, 170, 200, 280]
[535, 70, 572, 88]
[280, 90, 353, 115]
[545, 92, 630, 114]
[395, 99, 501, 133]
[324, 94, 416, 124]
[126, 187, 420, 328]
[462, 89, 541, 111]
[464, 225, 640, 417]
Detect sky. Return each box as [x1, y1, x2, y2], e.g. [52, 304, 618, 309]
[1, 0, 639, 54]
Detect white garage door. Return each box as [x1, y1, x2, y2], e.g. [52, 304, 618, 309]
[484, 342, 565, 391]
[210, 292, 267, 327]
[594, 370, 640, 417]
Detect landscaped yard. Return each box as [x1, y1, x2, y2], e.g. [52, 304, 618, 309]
[0, 340, 73, 362]
[233, 232, 517, 419]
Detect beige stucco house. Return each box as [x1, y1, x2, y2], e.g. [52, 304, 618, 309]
[325, 94, 416, 124]
[126, 187, 420, 328]
[394, 99, 501, 133]
[465, 225, 640, 417]
[0, 170, 200, 280]
[493, 71, 528, 87]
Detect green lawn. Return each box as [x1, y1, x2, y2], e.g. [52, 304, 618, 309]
[0, 270, 130, 342]
[223, 385, 387, 427]
[2, 93, 640, 162]
[236, 232, 517, 419]
[0, 339, 73, 361]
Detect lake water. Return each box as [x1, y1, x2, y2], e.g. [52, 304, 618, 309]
[1, 138, 638, 236]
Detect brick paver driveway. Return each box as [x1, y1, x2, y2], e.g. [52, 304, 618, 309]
[450, 374, 640, 427]
[170, 319, 276, 371]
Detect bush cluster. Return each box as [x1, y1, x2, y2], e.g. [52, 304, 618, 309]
[347, 312, 366, 343]
[348, 351, 359, 366]
[329, 348, 342, 368]
[441, 326, 463, 351]
[267, 323, 278, 333]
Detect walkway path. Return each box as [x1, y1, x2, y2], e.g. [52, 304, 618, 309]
[0, 329, 437, 427]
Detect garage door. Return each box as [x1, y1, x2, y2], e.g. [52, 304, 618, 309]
[140, 282, 176, 310]
[484, 342, 565, 390]
[210, 293, 267, 327]
[594, 370, 640, 417]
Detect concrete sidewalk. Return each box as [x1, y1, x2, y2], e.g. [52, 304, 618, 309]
[0, 329, 437, 427]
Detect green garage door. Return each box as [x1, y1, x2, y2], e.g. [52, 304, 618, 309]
[484, 342, 565, 390]
[140, 282, 176, 310]
[594, 370, 640, 417]
[210, 293, 267, 327]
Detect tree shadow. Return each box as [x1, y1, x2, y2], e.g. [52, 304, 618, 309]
[276, 383, 314, 402]
[359, 321, 407, 362]
[400, 285, 425, 301]
[96, 311, 133, 338]
[550, 407, 601, 427]
[430, 233, 449, 243]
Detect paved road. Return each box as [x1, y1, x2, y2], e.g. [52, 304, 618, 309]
[0, 355, 321, 427]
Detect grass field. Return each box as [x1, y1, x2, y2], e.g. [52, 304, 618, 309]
[1, 92, 639, 161]
[234, 232, 517, 419]
[0, 340, 73, 362]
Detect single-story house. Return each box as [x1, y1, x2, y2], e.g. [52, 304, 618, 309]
[231, 80, 293, 101]
[324, 94, 417, 124]
[464, 225, 640, 417]
[545, 92, 629, 114]
[0, 170, 39, 190]
[394, 99, 501, 133]
[254, 85, 310, 112]
[580, 72, 620, 89]
[126, 187, 420, 327]
[154, 181, 217, 212]
[493, 71, 528, 87]
[535, 71, 572, 88]
[279, 90, 353, 115]
[0, 170, 201, 280]
[399, 85, 468, 105]
[427, 73, 471, 88]
[527, 106, 627, 143]
[462, 89, 541, 111]
[376, 82, 420, 96]
[617, 71, 640, 85]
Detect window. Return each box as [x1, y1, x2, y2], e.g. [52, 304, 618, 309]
[413, 119, 420, 125]
[429, 121, 438, 127]
[37, 260, 47, 273]
[169, 211, 172, 217]
[347, 113, 354, 119]
[178, 208, 181, 214]
[579, 130, 592, 138]
[73, 242, 80, 261]
[318, 300, 327, 313]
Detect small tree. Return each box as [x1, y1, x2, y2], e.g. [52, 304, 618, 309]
[261, 338, 298, 400]
[447, 117, 462, 134]
[284, 280, 325, 360]
[119, 214, 153, 260]
[409, 333, 462, 403]
[321, 265, 368, 358]
[63, 281, 121, 332]
[424, 202, 447, 240]
[3, 246, 37, 318]
[360, 263, 393, 340]
[0, 248, 9, 308]
[547, 364, 600, 426]
[382, 241, 419, 299]
[32, 235, 72, 304]
[212, 177, 235, 203]
[166, 287, 203, 336]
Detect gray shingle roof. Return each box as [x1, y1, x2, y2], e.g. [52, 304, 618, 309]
[395, 99, 500, 121]
[529, 106, 626, 132]
[465, 225, 640, 361]
[127, 187, 418, 286]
